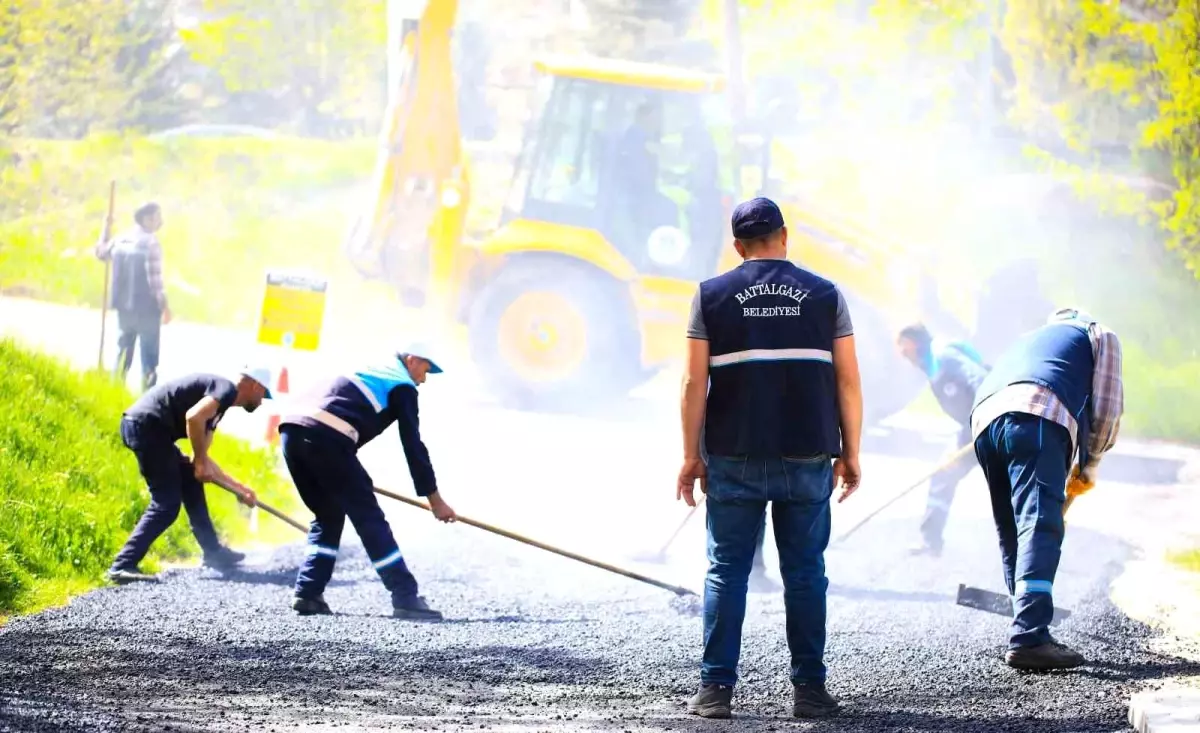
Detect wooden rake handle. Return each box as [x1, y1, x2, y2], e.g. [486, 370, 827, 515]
[833, 441, 976, 545]
[211, 482, 309, 534]
[373, 485, 699, 598]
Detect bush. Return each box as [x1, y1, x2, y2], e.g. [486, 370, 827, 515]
[0, 338, 300, 618]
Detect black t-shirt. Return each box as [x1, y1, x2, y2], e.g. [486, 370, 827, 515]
[124, 373, 239, 441]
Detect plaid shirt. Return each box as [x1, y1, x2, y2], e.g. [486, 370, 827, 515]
[95, 225, 168, 311]
[971, 319, 1124, 473]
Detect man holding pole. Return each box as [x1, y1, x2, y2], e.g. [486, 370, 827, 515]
[278, 345, 457, 620]
[896, 323, 990, 557]
[94, 202, 172, 391]
[677, 198, 863, 719]
[107, 368, 272, 584]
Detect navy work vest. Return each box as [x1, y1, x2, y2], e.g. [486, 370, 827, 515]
[700, 259, 842, 458]
[972, 320, 1095, 466]
[109, 232, 159, 315]
[929, 341, 989, 428]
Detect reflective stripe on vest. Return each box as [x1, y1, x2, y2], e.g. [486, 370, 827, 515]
[710, 347, 833, 368]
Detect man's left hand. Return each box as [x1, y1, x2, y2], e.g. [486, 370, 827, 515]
[676, 458, 707, 507]
[237, 486, 258, 507]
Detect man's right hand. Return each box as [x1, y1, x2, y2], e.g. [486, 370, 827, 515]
[161, 306, 173, 325]
[427, 492, 457, 523]
[192, 457, 215, 483]
[833, 454, 861, 503]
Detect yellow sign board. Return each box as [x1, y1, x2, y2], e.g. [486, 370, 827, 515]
[256, 271, 328, 351]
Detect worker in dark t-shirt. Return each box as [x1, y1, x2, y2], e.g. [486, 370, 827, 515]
[107, 368, 273, 584]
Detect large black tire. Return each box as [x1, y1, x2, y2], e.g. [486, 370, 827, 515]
[844, 291, 926, 426]
[467, 260, 643, 411]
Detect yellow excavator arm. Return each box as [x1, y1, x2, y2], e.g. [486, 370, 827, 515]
[345, 0, 471, 308]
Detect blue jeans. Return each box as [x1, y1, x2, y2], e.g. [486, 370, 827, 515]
[280, 424, 420, 603]
[111, 417, 222, 571]
[701, 454, 834, 687]
[974, 413, 1070, 649]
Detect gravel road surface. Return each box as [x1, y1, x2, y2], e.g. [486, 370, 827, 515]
[2, 296, 1198, 731]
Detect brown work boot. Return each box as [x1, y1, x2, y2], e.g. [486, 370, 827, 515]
[1005, 641, 1085, 670]
[687, 683, 733, 719]
[793, 682, 840, 718]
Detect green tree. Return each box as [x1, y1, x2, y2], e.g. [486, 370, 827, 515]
[178, 0, 387, 136]
[0, 0, 182, 138]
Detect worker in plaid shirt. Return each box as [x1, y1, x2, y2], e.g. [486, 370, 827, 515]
[970, 307, 1123, 671]
[95, 202, 172, 391]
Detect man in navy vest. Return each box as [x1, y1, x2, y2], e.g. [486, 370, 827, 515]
[896, 323, 990, 556]
[678, 197, 863, 720]
[971, 308, 1124, 670]
[278, 344, 458, 621]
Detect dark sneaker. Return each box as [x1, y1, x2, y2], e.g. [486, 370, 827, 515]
[106, 567, 159, 584]
[793, 682, 840, 718]
[392, 595, 444, 621]
[292, 596, 333, 616]
[1005, 641, 1085, 670]
[687, 683, 733, 719]
[203, 547, 246, 571]
[749, 570, 783, 594]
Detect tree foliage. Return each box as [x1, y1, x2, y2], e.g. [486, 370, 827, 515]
[0, 0, 182, 138]
[177, 0, 387, 137]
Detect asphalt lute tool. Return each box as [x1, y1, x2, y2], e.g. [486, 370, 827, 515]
[955, 471, 1095, 621]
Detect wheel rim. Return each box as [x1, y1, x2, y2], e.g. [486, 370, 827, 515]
[496, 290, 588, 384]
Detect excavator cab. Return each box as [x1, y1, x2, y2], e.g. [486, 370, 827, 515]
[501, 59, 737, 284]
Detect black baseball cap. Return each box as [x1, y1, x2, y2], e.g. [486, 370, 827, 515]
[731, 197, 785, 240]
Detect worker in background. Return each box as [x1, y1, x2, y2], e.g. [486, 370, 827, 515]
[678, 198, 863, 720]
[278, 345, 457, 621]
[896, 323, 990, 557]
[107, 369, 271, 584]
[94, 202, 172, 392]
[970, 308, 1123, 670]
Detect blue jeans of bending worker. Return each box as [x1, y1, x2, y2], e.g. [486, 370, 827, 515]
[919, 427, 976, 551]
[974, 412, 1071, 650]
[111, 417, 222, 571]
[114, 309, 161, 391]
[280, 424, 420, 603]
[701, 454, 833, 687]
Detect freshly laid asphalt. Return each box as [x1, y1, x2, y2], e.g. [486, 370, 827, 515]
[2, 394, 1198, 732]
[1, 297, 1198, 731]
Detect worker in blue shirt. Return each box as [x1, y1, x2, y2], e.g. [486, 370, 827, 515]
[896, 323, 990, 557]
[278, 345, 457, 621]
[679, 197, 863, 720]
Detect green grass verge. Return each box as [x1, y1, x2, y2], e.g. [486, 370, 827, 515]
[1168, 548, 1200, 574]
[0, 337, 300, 618]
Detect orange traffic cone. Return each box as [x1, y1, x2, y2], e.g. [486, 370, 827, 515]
[265, 366, 290, 446]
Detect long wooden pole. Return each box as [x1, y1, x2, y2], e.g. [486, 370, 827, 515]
[97, 181, 116, 371]
[833, 441, 976, 545]
[211, 481, 310, 534]
[373, 486, 699, 597]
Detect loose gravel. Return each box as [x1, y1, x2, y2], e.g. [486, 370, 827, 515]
[2, 506, 1198, 733]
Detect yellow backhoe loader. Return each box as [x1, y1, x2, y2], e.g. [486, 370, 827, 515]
[345, 0, 967, 422]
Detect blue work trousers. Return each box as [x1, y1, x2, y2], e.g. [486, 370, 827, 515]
[111, 417, 222, 571]
[919, 426, 976, 550]
[280, 424, 420, 603]
[701, 454, 834, 687]
[973, 413, 1071, 649]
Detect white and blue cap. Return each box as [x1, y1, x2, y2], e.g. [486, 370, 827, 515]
[398, 342, 444, 374]
[1047, 307, 1095, 325]
[238, 366, 274, 399]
